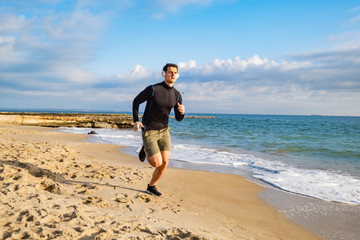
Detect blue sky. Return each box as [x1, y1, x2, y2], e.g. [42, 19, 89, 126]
[0, 0, 359, 115]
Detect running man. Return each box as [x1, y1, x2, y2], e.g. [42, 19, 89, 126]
[132, 63, 185, 196]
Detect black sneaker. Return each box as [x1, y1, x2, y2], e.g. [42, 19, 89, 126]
[147, 184, 162, 196]
[138, 145, 145, 162]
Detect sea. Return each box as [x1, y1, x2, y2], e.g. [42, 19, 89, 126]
[56, 113, 360, 205]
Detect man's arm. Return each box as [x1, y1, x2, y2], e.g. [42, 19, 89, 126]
[132, 86, 152, 130]
[174, 94, 185, 121]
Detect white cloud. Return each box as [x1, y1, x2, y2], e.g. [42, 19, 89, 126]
[122, 65, 154, 81]
[350, 6, 360, 12]
[0, 36, 15, 61]
[41, 10, 105, 42]
[0, 7, 107, 91]
[1, 46, 359, 115]
[179, 55, 310, 76]
[328, 31, 360, 51]
[148, 0, 233, 19]
[349, 14, 360, 24]
[76, 0, 135, 12]
[0, 14, 26, 33]
[155, 0, 214, 12]
[178, 79, 359, 115]
[174, 50, 360, 115]
[151, 13, 165, 19]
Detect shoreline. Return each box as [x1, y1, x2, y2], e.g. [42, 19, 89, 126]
[122, 144, 360, 240]
[167, 155, 360, 240]
[0, 124, 331, 239]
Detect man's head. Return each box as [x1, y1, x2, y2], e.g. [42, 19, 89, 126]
[163, 63, 178, 73]
[162, 63, 179, 87]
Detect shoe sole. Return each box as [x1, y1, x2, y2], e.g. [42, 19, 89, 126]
[146, 189, 162, 196]
[139, 146, 146, 162]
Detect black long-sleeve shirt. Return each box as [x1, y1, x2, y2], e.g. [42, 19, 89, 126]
[132, 81, 184, 130]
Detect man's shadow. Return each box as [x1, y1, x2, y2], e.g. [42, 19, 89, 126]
[0, 159, 147, 194]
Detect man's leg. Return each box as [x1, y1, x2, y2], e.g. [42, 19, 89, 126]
[147, 151, 170, 186]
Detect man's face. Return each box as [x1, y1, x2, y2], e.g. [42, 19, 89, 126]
[164, 66, 178, 85]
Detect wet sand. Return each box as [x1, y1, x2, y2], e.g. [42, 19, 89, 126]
[260, 188, 360, 240]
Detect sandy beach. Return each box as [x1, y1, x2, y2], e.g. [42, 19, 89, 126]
[0, 124, 323, 240]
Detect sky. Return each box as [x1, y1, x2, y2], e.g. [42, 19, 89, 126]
[0, 0, 359, 116]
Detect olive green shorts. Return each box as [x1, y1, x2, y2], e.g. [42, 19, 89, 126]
[142, 127, 171, 157]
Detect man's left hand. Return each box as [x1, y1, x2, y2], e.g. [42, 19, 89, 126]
[177, 103, 185, 115]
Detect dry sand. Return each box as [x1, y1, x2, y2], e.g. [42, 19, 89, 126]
[0, 124, 323, 239]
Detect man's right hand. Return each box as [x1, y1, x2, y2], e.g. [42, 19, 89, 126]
[134, 121, 144, 131]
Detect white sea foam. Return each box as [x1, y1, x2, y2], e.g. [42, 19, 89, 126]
[57, 127, 360, 205]
[58, 127, 141, 146]
[252, 163, 360, 205]
[173, 143, 360, 205]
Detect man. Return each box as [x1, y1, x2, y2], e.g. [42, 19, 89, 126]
[132, 63, 185, 196]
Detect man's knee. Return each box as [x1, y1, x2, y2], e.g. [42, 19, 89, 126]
[148, 153, 162, 167]
[160, 151, 170, 162]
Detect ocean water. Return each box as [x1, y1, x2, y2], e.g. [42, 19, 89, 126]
[58, 114, 360, 205]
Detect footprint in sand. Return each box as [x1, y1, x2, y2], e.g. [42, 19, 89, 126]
[65, 171, 78, 179]
[160, 228, 204, 239]
[12, 173, 22, 181]
[59, 210, 77, 222]
[0, 162, 4, 173]
[40, 180, 61, 194]
[74, 183, 97, 194]
[16, 209, 30, 222]
[135, 194, 151, 203]
[113, 193, 133, 204]
[85, 168, 115, 180]
[162, 205, 181, 213]
[82, 196, 109, 207]
[130, 168, 145, 180]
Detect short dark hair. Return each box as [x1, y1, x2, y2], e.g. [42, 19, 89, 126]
[163, 63, 178, 72]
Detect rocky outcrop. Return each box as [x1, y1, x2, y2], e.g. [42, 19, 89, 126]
[0, 112, 215, 129]
[0, 112, 134, 128]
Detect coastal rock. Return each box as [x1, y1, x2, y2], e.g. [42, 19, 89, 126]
[0, 112, 215, 129]
[0, 112, 134, 129]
